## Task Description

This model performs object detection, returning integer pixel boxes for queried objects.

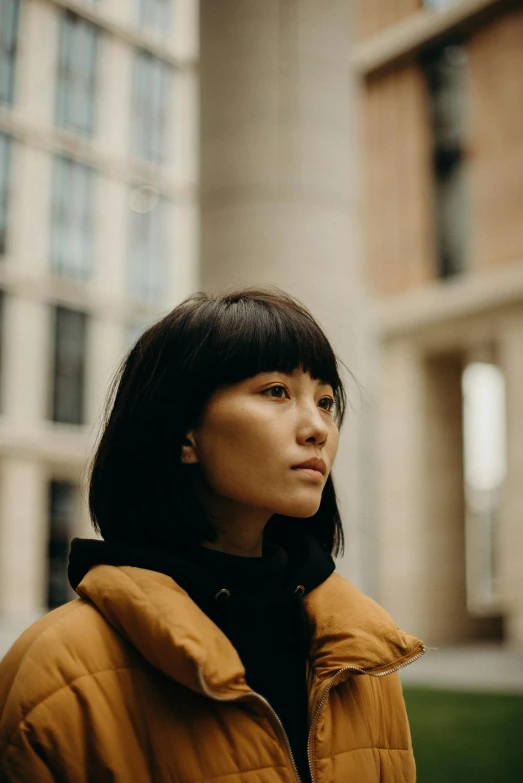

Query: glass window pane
[136,0,172,38]
[424,0,461,9]
[131,51,171,163]
[424,44,468,278]
[0,132,11,255]
[0,0,20,105]
[48,481,77,609]
[56,12,98,135]
[127,184,170,304]
[51,156,94,280]
[51,307,87,424]
[436,164,468,277]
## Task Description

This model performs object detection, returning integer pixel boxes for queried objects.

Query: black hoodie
[68,524,335,783]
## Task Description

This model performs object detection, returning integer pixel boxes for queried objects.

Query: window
[424,0,461,9]
[51,306,88,424]
[462,362,506,613]
[136,0,172,37]
[423,44,468,278]
[127,184,169,304]
[0,291,4,413]
[131,51,171,163]
[47,481,77,609]
[0,133,11,255]
[51,156,94,280]
[56,12,98,135]
[0,0,20,105]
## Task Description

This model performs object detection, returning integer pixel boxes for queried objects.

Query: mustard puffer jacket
[0,565,425,782]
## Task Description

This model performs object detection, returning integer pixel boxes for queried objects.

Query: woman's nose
[298,402,329,444]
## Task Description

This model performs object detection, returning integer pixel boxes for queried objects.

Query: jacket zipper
[198,668,303,782]
[305,644,427,783]
[199,643,426,783]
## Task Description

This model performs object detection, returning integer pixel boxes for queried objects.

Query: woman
[0,288,425,783]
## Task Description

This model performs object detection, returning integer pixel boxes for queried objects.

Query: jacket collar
[304,572,425,678]
[76,565,424,698]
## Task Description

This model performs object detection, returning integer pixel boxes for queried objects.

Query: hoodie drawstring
[214,588,237,648]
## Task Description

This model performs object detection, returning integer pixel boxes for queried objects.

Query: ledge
[0,260,171,323]
[351,0,514,76]
[0,107,197,200]
[0,417,92,467]
[373,260,523,339]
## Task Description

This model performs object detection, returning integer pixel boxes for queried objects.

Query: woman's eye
[262,385,288,399]
[318,397,335,412]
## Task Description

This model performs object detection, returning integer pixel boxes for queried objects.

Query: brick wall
[467,8,523,270]
[364,65,435,296]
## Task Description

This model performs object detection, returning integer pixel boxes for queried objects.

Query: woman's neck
[202,527,265,557]
[193,475,272,557]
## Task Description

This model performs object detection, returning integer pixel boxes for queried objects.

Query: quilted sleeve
[0,728,57,783]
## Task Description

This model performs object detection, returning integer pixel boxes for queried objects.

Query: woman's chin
[274,498,322,519]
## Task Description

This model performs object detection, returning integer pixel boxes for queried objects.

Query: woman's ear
[181,432,198,464]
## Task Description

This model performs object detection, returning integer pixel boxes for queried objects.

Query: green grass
[403,687,523,783]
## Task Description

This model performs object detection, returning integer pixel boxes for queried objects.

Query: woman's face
[184,368,339,522]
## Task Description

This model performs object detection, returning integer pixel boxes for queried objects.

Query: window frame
[50,306,88,425]
[50,155,95,281]
[0,0,20,106]
[422,42,469,279]
[56,11,99,136]
[127,185,170,305]
[47,480,78,609]
[131,49,172,164]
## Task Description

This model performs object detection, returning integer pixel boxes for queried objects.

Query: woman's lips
[291,467,324,481]
[292,457,327,474]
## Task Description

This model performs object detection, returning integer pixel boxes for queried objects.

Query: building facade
[355,0,523,647]
[1,0,522,657]
[0,0,199,622]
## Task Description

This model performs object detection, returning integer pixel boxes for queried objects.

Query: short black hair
[87,287,351,556]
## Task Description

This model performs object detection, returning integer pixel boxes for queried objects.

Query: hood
[68,522,335,608]
[70,537,424,699]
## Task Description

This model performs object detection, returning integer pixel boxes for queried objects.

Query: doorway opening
[462,359,506,641]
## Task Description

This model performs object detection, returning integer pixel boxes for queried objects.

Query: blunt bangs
[179,291,346,426]
[87,287,348,556]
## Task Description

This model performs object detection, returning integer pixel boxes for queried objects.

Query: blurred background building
[0,0,198,620]
[355,0,523,650]
[0,0,522,662]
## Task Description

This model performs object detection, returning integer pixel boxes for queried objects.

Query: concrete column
[97,38,133,158]
[2,297,50,425]
[497,310,523,648]
[9,145,51,274]
[0,458,47,617]
[377,338,428,636]
[16,0,57,128]
[199,1,373,588]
